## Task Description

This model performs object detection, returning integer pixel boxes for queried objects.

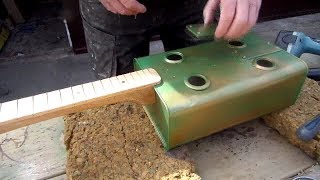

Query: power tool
[275,31,320,142]
[275,30,320,81]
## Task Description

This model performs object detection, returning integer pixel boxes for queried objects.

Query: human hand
[99,0,147,15]
[203,0,261,39]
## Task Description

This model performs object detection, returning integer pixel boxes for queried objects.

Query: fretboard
[0,68,161,133]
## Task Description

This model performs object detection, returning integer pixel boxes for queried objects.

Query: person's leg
[160,0,208,51]
[79,0,154,78]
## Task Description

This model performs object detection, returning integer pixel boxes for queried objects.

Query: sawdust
[64,103,197,179]
[262,78,320,160]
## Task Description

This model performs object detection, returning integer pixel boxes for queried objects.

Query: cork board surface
[263,78,320,160]
[64,103,197,179]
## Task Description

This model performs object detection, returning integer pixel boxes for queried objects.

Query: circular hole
[228,41,246,48]
[184,74,210,91]
[256,59,274,68]
[165,52,184,63]
[188,76,206,87]
[167,54,182,61]
[254,58,276,70]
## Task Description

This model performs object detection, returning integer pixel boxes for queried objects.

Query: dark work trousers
[79,0,207,79]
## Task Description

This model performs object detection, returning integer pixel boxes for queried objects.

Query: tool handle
[307,68,320,81]
[304,37,320,56]
[296,114,320,141]
[311,37,320,43]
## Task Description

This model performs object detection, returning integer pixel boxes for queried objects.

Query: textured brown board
[64,103,197,179]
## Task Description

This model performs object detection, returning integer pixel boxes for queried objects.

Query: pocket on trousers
[82,18,115,43]
[82,18,117,77]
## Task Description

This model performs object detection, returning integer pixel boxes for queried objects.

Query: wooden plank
[0,100,18,122]
[17,97,33,118]
[0,69,161,134]
[0,117,66,179]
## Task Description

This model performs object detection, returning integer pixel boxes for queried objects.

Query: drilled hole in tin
[254,58,276,70]
[188,76,206,86]
[185,74,210,91]
[167,54,182,61]
[228,40,246,48]
[165,52,184,63]
[256,59,274,68]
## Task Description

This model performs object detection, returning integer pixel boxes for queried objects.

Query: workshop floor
[0,3,68,59]
[0,13,320,179]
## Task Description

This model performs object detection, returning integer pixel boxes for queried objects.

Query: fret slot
[117,75,129,91]
[60,87,74,106]
[131,71,142,81]
[92,80,105,96]
[83,82,97,99]
[124,73,138,89]
[101,78,115,94]
[72,85,86,102]
[137,70,148,83]
[109,77,122,91]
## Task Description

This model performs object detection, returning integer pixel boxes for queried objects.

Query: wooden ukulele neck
[0,68,161,134]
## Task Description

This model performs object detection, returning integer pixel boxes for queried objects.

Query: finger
[203,0,220,25]
[105,2,118,14]
[104,0,136,15]
[253,0,262,22]
[120,0,147,14]
[257,0,262,13]
[247,1,258,31]
[100,0,112,12]
[214,0,236,38]
[237,0,257,37]
[224,0,249,39]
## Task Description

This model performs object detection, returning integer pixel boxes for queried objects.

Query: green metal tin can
[134,25,308,150]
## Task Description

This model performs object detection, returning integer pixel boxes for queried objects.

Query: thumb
[203,0,220,25]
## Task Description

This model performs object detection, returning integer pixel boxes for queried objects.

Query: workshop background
[0,0,320,179]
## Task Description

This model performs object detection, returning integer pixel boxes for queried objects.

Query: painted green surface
[134,25,308,150]
[185,24,216,40]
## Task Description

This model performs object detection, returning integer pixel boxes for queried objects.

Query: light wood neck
[0,68,161,134]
